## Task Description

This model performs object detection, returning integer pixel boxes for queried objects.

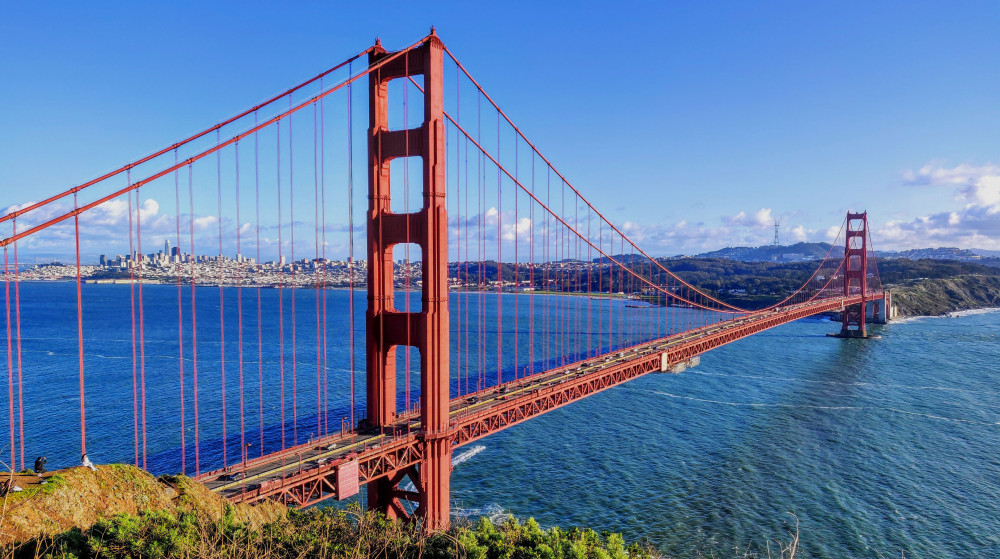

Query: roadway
[202,293,881,504]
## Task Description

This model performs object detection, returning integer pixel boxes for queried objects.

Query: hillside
[0,464,285,545]
[695,242,834,262]
[888,275,1000,317]
[1,466,660,559]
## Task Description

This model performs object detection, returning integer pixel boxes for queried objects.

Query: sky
[2,1,999,259]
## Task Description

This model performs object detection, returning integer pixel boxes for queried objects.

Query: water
[450,309,1000,557]
[2,283,999,556]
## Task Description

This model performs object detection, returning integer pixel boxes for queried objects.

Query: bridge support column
[837,212,869,338]
[868,290,892,324]
[366,30,451,532]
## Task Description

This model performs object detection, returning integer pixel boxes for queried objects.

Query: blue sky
[2,1,999,257]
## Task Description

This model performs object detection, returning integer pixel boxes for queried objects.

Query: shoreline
[12,276,1000,321]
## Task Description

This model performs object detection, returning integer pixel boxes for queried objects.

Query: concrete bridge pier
[867,291,893,324]
[831,290,894,338]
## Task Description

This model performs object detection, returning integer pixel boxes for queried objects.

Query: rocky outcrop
[889,275,1000,317]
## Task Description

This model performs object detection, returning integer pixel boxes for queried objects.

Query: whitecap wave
[452,502,509,524]
[946,307,1000,318]
[452,444,486,467]
[890,315,928,324]
[893,307,1000,323]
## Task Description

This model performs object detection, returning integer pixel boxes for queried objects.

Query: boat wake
[453,445,486,467]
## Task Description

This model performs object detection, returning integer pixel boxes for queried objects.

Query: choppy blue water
[451,309,1000,557]
[2,283,999,557]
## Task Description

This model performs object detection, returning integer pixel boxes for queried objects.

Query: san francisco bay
[3,283,999,557]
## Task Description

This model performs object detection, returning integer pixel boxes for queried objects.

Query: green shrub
[5,503,655,559]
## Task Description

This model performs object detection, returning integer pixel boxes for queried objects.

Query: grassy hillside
[0,465,284,546]
[0,466,662,559]
[888,275,1000,317]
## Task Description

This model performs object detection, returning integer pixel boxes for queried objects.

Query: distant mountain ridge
[876,247,983,262]
[691,243,1000,265]
[694,242,836,262]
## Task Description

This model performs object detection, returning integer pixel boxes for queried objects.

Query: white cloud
[724,208,774,227]
[787,225,808,242]
[882,162,1000,249]
[903,163,1000,205]
[138,198,159,220]
[192,215,217,231]
[501,217,532,242]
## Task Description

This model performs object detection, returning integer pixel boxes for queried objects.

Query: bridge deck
[200,294,879,506]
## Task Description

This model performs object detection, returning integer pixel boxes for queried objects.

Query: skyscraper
[164,239,171,255]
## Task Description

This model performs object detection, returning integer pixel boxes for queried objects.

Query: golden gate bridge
[0,30,888,531]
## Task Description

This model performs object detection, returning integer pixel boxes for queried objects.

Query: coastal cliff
[889,275,1000,317]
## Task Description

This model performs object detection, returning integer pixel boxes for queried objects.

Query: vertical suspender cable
[216,130,228,468]
[463,125,471,394]
[574,194,580,358]
[175,150,186,474]
[136,184,148,469]
[477,91,484,391]
[597,219,602,354]
[313,101,322,439]
[347,63,356,430]
[127,177,137,466]
[513,136,518,380]
[188,164,201,475]
[560,181,566,363]
[586,208,591,356]
[13,221,24,472]
[529,152,535,373]
[5,246,15,471]
[235,140,246,472]
[545,167,550,368]
[74,193,86,459]
[319,81,329,437]
[478,91,484,391]
[496,112,501,386]
[455,90,462,397]
[289,98,298,447]
[404,57,411,414]
[277,121,286,450]
[254,113,264,456]
[456,68,465,396]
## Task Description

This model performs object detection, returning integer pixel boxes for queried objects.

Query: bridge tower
[839,211,868,337]
[365,31,452,531]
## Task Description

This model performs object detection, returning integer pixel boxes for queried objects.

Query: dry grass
[0,464,284,546]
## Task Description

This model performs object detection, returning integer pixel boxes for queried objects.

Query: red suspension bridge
[0,31,888,531]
